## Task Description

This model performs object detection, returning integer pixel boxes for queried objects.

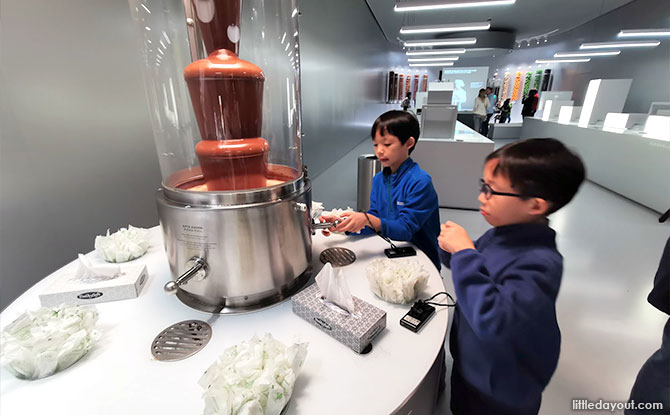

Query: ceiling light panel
[409,62,455,66]
[395,0,515,12]
[404,37,477,47]
[554,51,621,57]
[408,57,459,62]
[535,58,591,63]
[400,22,490,34]
[406,49,466,55]
[580,40,660,49]
[618,29,670,37]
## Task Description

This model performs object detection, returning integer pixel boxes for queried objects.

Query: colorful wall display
[398,74,405,101]
[541,69,552,91]
[501,72,511,100]
[421,74,428,92]
[392,73,399,102]
[522,71,533,99]
[387,71,395,103]
[512,72,521,101]
[412,74,419,101]
[533,69,542,90]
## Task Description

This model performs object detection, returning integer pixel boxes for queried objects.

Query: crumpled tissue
[315,262,356,314]
[311,201,324,220]
[366,258,429,304]
[95,225,150,263]
[0,304,101,380]
[328,206,354,217]
[199,334,308,415]
[72,254,121,283]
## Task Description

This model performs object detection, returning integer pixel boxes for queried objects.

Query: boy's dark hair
[485,138,586,215]
[371,110,420,154]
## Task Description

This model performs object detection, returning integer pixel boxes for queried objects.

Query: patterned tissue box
[292,283,386,354]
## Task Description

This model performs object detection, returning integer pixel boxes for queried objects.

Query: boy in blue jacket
[438,138,585,414]
[325,110,441,269]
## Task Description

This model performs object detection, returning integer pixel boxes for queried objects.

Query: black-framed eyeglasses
[479,179,525,200]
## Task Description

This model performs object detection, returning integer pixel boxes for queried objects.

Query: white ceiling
[367,0,635,45]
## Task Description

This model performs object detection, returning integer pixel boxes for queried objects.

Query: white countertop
[0,228,448,415]
[421,121,494,143]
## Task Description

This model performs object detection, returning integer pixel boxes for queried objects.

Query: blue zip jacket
[360,158,441,270]
[440,223,562,414]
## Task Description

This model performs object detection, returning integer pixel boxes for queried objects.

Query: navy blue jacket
[441,223,562,414]
[360,158,441,270]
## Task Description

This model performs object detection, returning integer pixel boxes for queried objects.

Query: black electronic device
[384,246,417,258]
[375,230,417,259]
[400,301,435,332]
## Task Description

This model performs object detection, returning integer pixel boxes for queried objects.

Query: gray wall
[0,0,403,310]
[457,0,670,113]
[299,0,406,178]
[0,0,162,310]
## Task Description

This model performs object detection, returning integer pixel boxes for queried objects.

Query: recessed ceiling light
[395,0,515,12]
[406,49,466,55]
[409,62,455,66]
[404,37,477,47]
[535,58,591,63]
[580,40,660,49]
[554,51,621,57]
[408,57,460,62]
[400,22,490,34]
[618,29,670,37]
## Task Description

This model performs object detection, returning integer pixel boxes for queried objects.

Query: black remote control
[400,301,435,332]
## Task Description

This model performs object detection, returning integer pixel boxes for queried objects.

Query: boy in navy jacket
[325,110,441,269]
[438,138,585,414]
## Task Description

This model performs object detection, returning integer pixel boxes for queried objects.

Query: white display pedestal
[414,121,495,209]
[578,79,632,128]
[521,117,670,213]
[0,229,449,415]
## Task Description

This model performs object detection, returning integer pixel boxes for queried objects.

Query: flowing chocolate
[185,0,271,191]
[184,49,264,141]
[192,0,241,55]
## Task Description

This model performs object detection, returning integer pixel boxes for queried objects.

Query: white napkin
[365,258,429,304]
[315,263,356,314]
[72,254,121,283]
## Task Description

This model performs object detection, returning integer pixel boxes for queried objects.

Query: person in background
[482,87,496,136]
[453,79,467,110]
[438,138,585,414]
[472,88,490,135]
[625,236,670,415]
[521,89,539,119]
[321,110,441,270]
[499,98,512,123]
[401,91,412,112]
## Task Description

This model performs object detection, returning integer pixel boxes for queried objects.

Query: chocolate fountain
[129,0,313,313]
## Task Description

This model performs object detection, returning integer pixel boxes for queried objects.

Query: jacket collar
[488,222,556,248]
[383,157,414,180]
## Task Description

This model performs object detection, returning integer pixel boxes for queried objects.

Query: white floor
[311,137,670,415]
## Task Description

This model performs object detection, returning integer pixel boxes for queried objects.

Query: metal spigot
[164,257,208,294]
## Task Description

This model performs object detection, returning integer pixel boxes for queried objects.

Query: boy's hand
[318,214,341,236]
[335,212,367,233]
[438,221,475,253]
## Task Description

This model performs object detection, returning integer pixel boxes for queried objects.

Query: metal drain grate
[320,247,356,267]
[151,320,212,361]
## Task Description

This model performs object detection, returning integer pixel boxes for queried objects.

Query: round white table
[0,228,448,415]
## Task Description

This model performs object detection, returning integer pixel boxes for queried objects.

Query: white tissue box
[292,283,386,354]
[39,264,148,307]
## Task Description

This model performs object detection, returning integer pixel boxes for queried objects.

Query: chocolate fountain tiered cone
[184,0,269,191]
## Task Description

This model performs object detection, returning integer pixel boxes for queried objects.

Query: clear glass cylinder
[129,0,302,192]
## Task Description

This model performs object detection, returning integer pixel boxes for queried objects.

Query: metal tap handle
[311,219,341,230]
[164,257,208,294]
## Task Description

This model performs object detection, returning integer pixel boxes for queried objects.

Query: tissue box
[39,264,148,307]
[292,283,386,354]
